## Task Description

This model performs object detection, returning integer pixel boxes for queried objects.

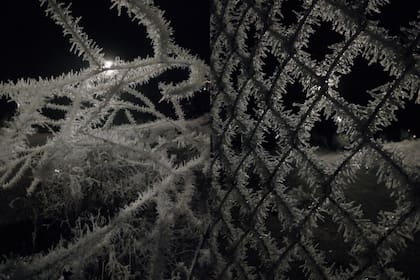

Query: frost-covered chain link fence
[195,0,420,279]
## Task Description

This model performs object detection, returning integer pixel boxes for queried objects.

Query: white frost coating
[0,0,209,279]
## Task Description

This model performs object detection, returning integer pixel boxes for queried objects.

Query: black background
[0,0,418,142]
[0,0,210,123]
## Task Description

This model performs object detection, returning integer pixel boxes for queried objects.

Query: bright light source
[336,116,342,123]
[103,60,117,77]
[104,60,113,68]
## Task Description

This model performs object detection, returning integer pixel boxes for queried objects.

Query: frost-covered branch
[0,0,209,279]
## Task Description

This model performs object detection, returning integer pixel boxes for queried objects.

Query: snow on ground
[314,140,420,176]
[384,139,420,172]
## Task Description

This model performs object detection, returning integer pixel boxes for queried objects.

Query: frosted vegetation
[0,0,209,279]
[0,0,419,279]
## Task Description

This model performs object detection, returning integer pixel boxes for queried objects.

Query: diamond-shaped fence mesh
[191,0,420,279]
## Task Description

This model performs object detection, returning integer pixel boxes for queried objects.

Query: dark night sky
[0,0,209,123]
[0,0,418,142]
[0,0,209,81]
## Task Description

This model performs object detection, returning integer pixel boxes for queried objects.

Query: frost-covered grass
[1,141,419,277]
